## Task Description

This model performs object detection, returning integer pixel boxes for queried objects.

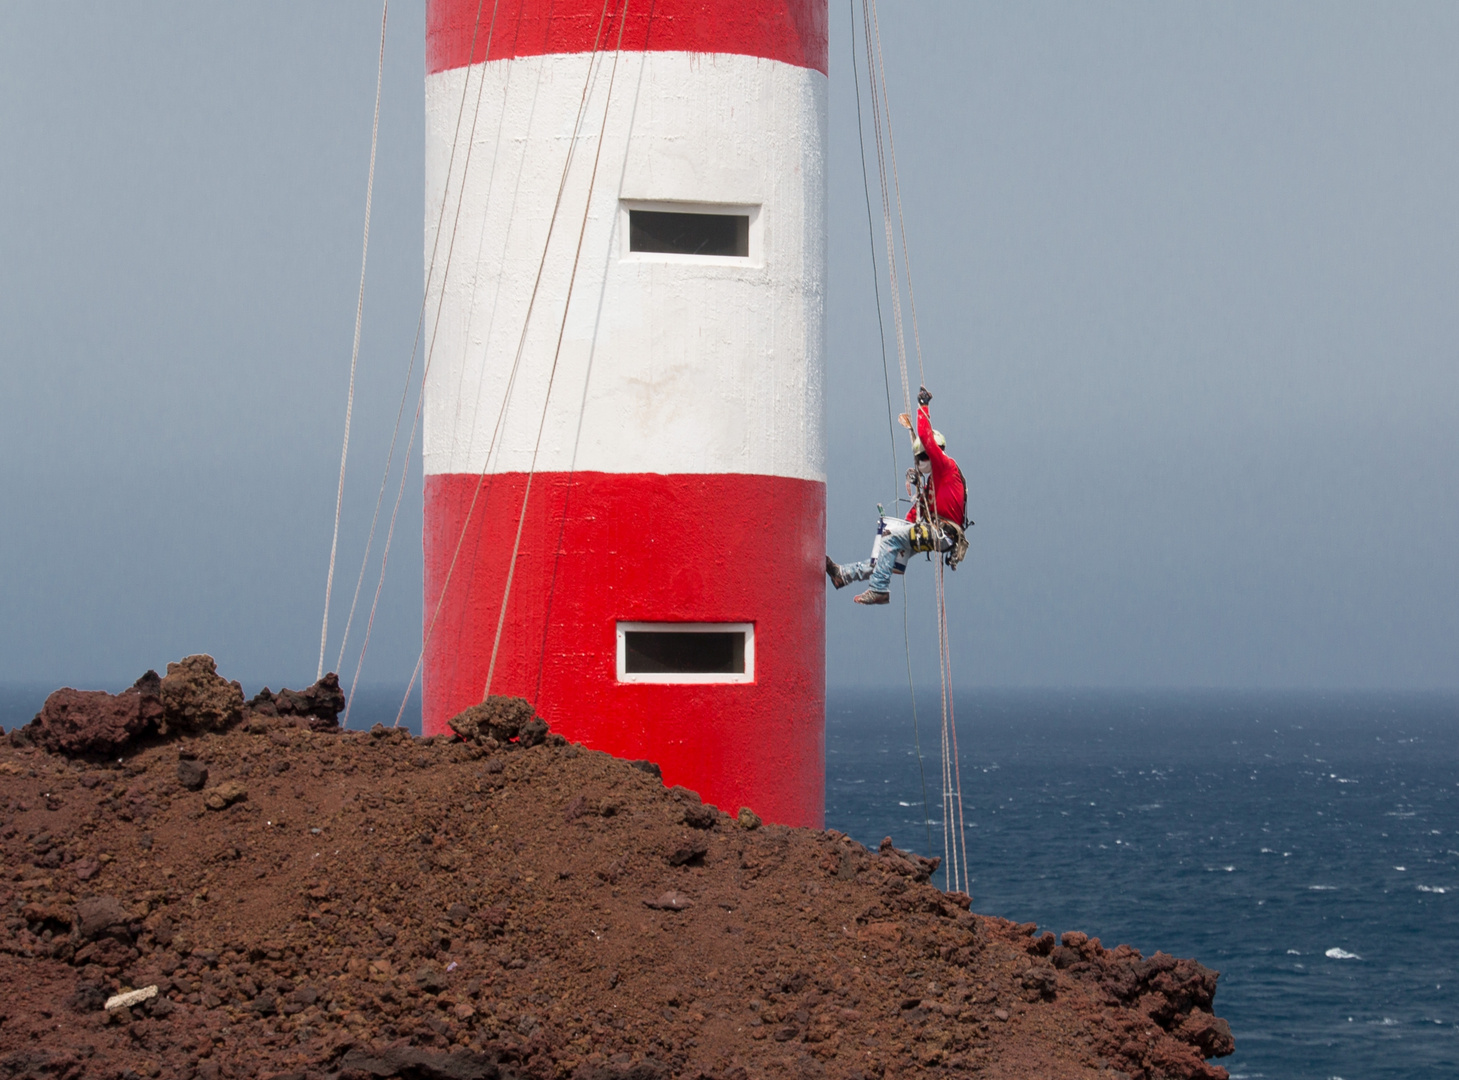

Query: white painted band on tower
[423,51,826,482]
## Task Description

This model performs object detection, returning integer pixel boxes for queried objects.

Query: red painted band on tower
[426,0,829,76]
[424,470,826,828]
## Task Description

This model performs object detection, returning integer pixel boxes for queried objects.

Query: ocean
[4,683,1455,1079]
[824,689,1459,1080]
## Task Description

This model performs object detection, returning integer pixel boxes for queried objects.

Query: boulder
[202,780,248,811]
[177,757,209,791]
[1178,1008,1236,1057]
[448,696,542,746]
[74,896,130,940]
[158,655,244,736]
[28,672,164,757]
[246,673,346,730]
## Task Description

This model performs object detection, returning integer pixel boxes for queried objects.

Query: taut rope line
[852,0,933,856]
[390,0,627,726]
[319,0,389,681]
[860,0,910,415]
[337,0,498,725]
[860,0,971,894]
[484,0,633,701]
[937,559,971,885]
[850,0,901,505]
[869,0,927,385]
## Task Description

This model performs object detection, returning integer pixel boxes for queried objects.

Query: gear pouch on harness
[906,520,942,555]
[941,521,969,569]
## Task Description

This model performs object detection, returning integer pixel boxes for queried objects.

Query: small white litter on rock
[105,985,158,1010]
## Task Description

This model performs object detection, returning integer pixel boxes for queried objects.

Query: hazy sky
[2,2,1455,693]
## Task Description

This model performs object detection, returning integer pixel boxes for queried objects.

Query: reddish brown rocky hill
[0,668,1231,1080]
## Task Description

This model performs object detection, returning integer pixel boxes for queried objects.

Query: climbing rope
[936,559,971,886]
[483,0,633,700]
[859,0,970,895]
[390,0,630,725]
[850,1,901,507]
[869,0,928,385]
[318,0,389,682]
[336,0,499,726]
[433,27,527,706]
[851,0,933,858]
[860,0,911,414]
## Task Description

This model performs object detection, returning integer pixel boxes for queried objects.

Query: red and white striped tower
[421,1,827,827]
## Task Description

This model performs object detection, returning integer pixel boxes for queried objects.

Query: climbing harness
[903,463,969,569]
[904,519,967,566]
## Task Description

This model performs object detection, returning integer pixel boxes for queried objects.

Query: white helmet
[912,430,946,456]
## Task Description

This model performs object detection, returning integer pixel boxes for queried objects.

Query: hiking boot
[853,588,890,605]
[826,556,848,590]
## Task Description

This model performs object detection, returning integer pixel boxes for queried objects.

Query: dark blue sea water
[825,689,1459,1080]
[4,683,1455,1079]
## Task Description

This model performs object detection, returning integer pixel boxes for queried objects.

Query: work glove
[917,386,933,406]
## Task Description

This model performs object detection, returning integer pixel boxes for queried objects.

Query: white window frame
[615,621,755,684]
[619,200,763,267]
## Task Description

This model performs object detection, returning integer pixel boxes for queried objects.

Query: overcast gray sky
[2,2,1455,694]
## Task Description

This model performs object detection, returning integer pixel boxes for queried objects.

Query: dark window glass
[629,210,749,257]
[623,630,746,674]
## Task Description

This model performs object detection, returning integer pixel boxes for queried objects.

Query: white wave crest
[1325,947,1362,960]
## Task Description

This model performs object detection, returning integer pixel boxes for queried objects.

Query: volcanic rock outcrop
[0,662,1233,1080]
[246,674,347,732]
[447,696,548,749]
[25,673,166,757]
[17,658,344,758]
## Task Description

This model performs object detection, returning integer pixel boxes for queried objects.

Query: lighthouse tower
[421,0,827,827]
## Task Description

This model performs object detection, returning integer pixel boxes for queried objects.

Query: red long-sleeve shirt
[905,404,966,526]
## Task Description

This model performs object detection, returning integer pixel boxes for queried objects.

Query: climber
[826,386,968,605]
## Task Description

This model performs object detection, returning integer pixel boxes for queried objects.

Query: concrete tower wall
[422,0,828,827]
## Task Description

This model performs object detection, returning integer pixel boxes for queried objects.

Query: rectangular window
[616,622,755,684]
[628,209,750,258]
